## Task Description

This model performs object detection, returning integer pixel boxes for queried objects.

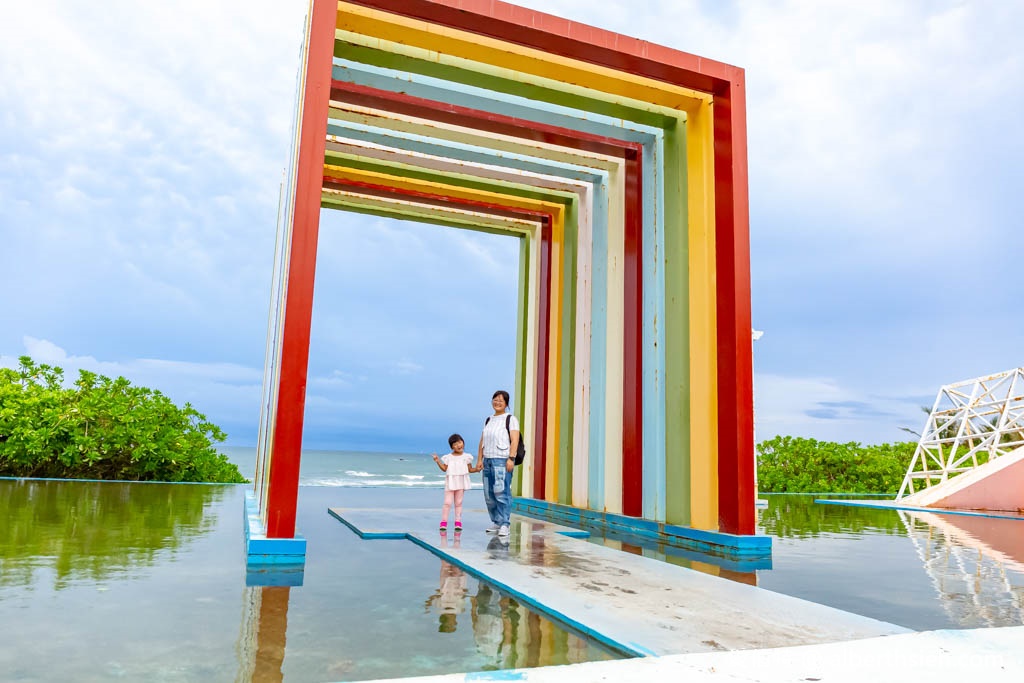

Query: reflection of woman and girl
[422,556,508,661]
[426,558,467,633]
[424,561,595,668]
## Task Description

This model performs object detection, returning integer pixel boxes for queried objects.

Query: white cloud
[2,338,263,439]
[755,372,927,444]
[512,0,1024,244]
[310,369,362,389]
[390,359,424,376]
[20,338,69,364]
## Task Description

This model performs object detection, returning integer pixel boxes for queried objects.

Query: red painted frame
[330,78,646,516]
[264,0,338,539]
[346,0,754,534]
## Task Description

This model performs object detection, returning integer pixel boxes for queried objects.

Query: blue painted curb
[594,527,773,572]
[244,491,306,566]
[512,498,772,559]
[326,508,408,539]
[816,498,1024,521]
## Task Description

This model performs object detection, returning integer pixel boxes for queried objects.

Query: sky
[2,0,1023,452]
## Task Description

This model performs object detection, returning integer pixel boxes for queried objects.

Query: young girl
[432,433,479,532]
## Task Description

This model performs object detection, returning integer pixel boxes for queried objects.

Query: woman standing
[475,390,519,538]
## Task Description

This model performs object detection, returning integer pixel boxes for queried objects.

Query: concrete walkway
[328,504,908,658]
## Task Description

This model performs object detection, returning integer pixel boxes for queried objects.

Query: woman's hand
[505,458,514,473]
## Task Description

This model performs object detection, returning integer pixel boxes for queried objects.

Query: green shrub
[0,356,246,483]
[756,435,914,494]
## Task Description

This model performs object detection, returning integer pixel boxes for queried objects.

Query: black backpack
[485,414,526,466]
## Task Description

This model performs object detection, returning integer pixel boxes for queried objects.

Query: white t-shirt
[481,413,520,459]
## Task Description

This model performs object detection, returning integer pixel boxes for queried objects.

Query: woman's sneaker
[484,524,500,534]
[498,525,510,537]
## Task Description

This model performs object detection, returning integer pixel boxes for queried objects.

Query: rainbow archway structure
[244,0,768,566]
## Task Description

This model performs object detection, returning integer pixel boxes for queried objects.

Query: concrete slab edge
[816,498,1024,521]
[243,491,306,565]
[326,507,409,538]
[513,498,772,558]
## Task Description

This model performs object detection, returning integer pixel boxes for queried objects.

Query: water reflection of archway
[899,510,1024,627]
[235,587,291,683]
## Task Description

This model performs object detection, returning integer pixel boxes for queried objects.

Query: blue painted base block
[246,565,305,587]
[512,498,772,559]
[244,491,306,567]
[596,526,773,572]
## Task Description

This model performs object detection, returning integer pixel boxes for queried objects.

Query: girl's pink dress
[442,453,473,491]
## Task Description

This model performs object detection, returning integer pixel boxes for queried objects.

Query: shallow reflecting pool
[587,494,1024,631]
[758,494,1024,630]
[0,481,618,682]
[3,480,1023,682]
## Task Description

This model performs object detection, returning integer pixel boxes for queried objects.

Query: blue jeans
[482,458,512,526]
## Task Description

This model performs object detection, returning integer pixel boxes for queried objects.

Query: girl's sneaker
[439,520,448,531]
[454,521,463,532]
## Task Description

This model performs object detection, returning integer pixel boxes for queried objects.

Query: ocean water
[221,446,476,489]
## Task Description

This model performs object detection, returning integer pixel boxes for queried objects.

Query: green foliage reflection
[758,495,906,538]
[0,480,231,589]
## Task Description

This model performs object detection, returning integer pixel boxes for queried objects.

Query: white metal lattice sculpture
[897,368,1024,500]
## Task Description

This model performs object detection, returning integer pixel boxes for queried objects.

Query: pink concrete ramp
[903,446,1024,513]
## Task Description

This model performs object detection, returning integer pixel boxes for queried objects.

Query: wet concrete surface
[328,505,909,658]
